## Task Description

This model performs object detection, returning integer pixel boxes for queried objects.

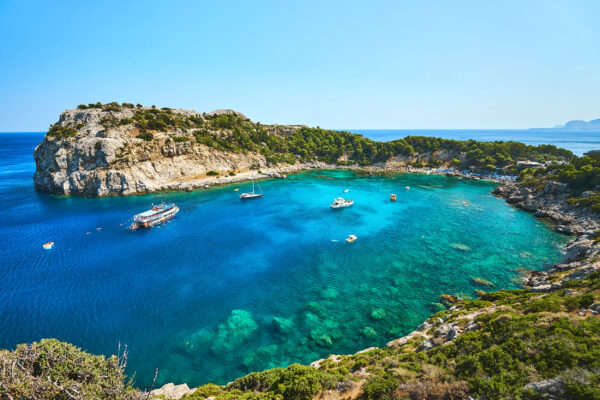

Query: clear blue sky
[1,0,599,130]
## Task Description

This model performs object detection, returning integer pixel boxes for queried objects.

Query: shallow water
[0,133,570,388]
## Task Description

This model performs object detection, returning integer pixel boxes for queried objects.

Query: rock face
[493,181,600,291]
[33,107,304,197]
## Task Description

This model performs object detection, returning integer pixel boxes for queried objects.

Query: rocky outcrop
[150,383,195,399]
[493,182,600,291]
[33,107,309,197]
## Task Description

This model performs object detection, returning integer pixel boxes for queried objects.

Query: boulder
[150,383,196,400]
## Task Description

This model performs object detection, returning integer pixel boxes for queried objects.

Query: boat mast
[252,171,255,194]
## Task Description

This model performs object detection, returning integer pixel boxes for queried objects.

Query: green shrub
[136,132,153,141]
[47,123,77,138]
[206,170,220,176]
[172,136,189,143]
[362,376,399,400]
[0,339,138,399]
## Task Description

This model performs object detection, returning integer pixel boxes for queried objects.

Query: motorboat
[330,197,353,209]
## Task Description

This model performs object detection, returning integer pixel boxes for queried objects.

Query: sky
[0,0,599,130]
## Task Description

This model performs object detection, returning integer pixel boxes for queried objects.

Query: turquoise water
[0,133,570,388]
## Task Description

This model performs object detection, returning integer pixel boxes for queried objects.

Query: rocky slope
[33,106,307,196]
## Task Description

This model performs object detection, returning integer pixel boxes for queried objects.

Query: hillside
[33,102,573,197]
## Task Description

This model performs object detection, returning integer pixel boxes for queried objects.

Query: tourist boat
[390,194,396,201]
[131,203,179,229]
[240,172,263,199]
[42,241,54,250]
[345,235,357,243]
[330,197,354,209]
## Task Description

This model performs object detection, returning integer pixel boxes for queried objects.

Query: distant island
[537,117,600,131]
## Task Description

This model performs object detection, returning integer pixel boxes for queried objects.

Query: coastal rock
[150,383,196,400]
[33,107,307,197]
[524,377,565,398]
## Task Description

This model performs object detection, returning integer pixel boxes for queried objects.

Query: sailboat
[240,172,263,199]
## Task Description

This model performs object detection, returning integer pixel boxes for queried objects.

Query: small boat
[240,172,263,199]
[330,197,354,209]
[345,235,357,243]
[390,194,396,201]
[405,186,410,190]
[131,202,179,229]
[234,188,239,191]
[343,189,350,193]
[42,241,54,250]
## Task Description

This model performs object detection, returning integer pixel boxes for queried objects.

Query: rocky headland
[34,103,571,198]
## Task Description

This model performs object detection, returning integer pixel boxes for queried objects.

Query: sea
[0,129,589,388]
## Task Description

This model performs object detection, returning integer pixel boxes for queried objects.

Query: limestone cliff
[33,106,303,196]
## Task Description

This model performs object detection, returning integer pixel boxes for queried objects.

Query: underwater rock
[450,243,471,251]
[474,289,487,297]
[305,301,328,318]
[272,316,294,335]
[211,309,258,353]
[428,302,446,312]
[439,294,459,306]
[370,308,386,320]
[362,326,377,339]
[242,345,279,369]
[471,277,494,287]
[321,287,339,300]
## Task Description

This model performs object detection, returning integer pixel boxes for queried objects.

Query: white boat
[131,203,179,229]
[343,189,349,193]
[345,235,357,243]
[240,172,263,199]
[330,197,354,209]
[42,241,54,250]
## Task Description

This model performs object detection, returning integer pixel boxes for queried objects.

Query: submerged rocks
[211,309,258,353]
[471,277,494,287]
[370,308,387,320]
[450,243,471,251]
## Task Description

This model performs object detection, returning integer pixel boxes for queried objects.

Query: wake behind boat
[131,202,179,229]
[240,172,263,199]
[330,197,353,209]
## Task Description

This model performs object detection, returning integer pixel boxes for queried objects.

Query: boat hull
[132,205,179,229]
[240,193,263,199]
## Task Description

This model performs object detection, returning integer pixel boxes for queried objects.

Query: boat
[343,189,349,193]
[131,202,179,229]
[330,197,354,209]
[42,241,54,250]
[345,235,357,243]
[240,172,263,199]
[405,186,410,190]
[390,193,396,201]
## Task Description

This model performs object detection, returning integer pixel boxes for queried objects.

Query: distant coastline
[343,128,600,156]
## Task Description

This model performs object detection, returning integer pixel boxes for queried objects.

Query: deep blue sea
[0,132,574,388]
[347,129,600,156]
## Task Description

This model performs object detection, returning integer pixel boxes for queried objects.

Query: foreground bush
[0,339,143,399]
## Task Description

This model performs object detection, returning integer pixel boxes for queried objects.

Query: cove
[0,139,570,388]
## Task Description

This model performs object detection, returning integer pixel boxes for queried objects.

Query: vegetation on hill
[519,152,600,213]
[52,102,574,170]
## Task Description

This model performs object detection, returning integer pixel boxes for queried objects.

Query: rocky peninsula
[33,102,572,197]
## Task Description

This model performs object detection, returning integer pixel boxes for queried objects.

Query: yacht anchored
[131,203,179,229]
[240,172,263,199]
[330,197,354,209]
